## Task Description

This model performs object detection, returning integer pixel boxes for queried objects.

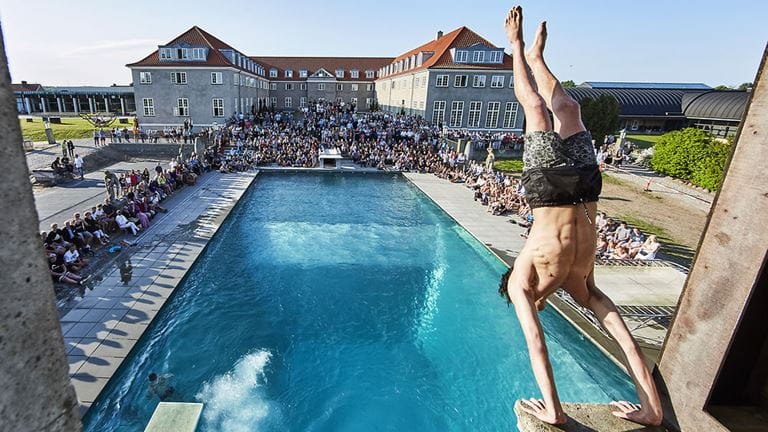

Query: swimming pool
[83,172,634,432]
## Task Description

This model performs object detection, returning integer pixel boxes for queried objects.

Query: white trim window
[503,102,519,128]
[286,83,294,90]
[468,101,482,128]
[300,97,307,108]
[365,70,375,79]
[432,100,446,125]
[455,50,468,62]
[177,48,189,59]
[453,75,467,87]
[170,72,187,85]
[449,101,464,127]
[300,83,307,91]
[489,51,503,63]
[350,70,359,78]
[351,84,359,91]
[141,98,155,116]
[212,98,224,117]
[270,83,277,91]
[510,76,515,88]
[159,48,172,59]
[485,101,501,128]
[285,69,293,78]
[472,51,485,63]
[351,97,357,105]
[284,97,292,108]
[174,98,189,117]
[299,69,308,78]
[335,69,344,78]
[336,83,343,91]
[491,75,504,88]
[366,83,373,91]
[318,83,325,91]
[192,48,206,60]
[472,75,486,88]
[233,73,239,86]
[366,98,372,107]
[269,69,277,78]
[139,71,152,84]
[211,72,222,85]
[270,97,277,107]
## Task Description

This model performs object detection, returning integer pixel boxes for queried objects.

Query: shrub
[494,159,524,172]
[650,128,731,191]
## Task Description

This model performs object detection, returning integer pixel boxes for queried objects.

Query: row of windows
[141,97,226,117]
[139,71,375,91]
[269,68,376,79]
[269,82,375,91]
[435,74,510,88]
[432,100,519,129]
[382,76,429,90]
[454,50,504,64]
[159,47,206,61]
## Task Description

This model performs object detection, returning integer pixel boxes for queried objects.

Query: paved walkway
[26,138,100,171]
[60,171,258,414]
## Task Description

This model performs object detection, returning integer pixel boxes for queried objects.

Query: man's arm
[585,282,663,426]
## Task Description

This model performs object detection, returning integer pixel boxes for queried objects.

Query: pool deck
[59,170,258,415]
[403,173,686,363]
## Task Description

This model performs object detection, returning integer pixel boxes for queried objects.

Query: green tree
[714,85,732,90]
[578,94,620,147]
[737,82,753,90]
[561,80,576,87]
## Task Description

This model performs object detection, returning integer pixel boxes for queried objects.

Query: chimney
[21,80,27,85]
[437,30,443,40]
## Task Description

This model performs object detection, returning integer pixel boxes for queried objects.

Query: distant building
[681,90,748,138]
[578,81,712,91]
[376,27,523,132]
[12,81,135,116]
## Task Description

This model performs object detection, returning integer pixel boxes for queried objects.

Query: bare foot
[525,21,547,62]
[504,6,524,45]
[519,398,567,425]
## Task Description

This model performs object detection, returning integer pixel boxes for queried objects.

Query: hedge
[650,128,732,191]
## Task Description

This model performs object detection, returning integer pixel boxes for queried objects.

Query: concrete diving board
[145,402,204,432]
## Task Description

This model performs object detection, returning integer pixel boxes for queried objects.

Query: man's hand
[610,401,662,426]
[519,398,567,425]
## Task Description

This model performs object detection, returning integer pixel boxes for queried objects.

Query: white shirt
[74,156,83,168]
[63,250,79,263]
[115,214,129,226]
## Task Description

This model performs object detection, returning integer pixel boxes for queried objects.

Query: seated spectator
[116,210,141,236]
[49,254,84,285]
[63,244,88,272]
[83,211,109,245]
[635,235,661,260]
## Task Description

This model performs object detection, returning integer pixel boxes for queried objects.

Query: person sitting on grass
[498,7,662,426]
[635,235,661,260]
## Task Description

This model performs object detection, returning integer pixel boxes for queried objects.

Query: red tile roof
[12,82,43,92]
[382,26,513,78]
[250,56,393,81]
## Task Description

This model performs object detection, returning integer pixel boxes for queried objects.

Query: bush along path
[650,128,732,191]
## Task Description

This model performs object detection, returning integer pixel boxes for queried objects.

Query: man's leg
[525,22,586,139]
[505,6,551,133]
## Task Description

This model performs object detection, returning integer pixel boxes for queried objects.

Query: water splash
[196,350,273,432]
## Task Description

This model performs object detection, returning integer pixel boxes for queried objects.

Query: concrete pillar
[40,96,47,113]
[103,96,109,113]
[0,25,81,432]
[72,96,79,114]
[56,96,63,113]
[88,96,94,113]
[23,96,31,113]
[120,97,125,115]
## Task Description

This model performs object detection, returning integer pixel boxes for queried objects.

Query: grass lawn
[493,158,524,172]
[19,116,133,142]
[624,134,663,150]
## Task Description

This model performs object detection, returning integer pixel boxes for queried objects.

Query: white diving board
[144,402,203,432]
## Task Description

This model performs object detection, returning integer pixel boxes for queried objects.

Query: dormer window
[455,50,468,63]
[350,70,359,79]
[177,48,189,59]
[336,69,344,78]
[191,48,206,60]
[299,69,308,78]
[159,48,172,60]
[472,51,485,63]
[270,68,278,78]
[286,69,293,78]
[366,70,375,79]
[489,51,503,63]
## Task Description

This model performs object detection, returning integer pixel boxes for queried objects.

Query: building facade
[13,81,135,116]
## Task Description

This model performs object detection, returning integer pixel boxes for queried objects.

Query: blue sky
[0,0,764,87]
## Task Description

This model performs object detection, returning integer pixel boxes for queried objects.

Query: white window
[365,70,375,79]
[318,83,325,91]
[174,98,189,116]
[350,70,359,78]
[491,75,504,88]
[142,98,155,116]
[351,97,357,105]
[159,48,172,59]
[472,51,485,63]
[233,73,239,86]
[211,72,222,85]
[366,83,373,91]
[510,76,515,88]
[170,72,187,84]
[286,83,294,90]
[336,69,344,78]
[449,101,464,127]
[435,74,449,87]
[192,48,205,60]
[177,48,189,59]
[269,69,277,78]
[455,50,468,62]
[139,71,152,84]
[472,75,486,88]
[366,98,372,107]
[351,84,359,91]
[285,69,293,78]
[212,98,224,117]
[300,83,307,90]
[432,101,446,125]
[468,101,482,127]
[503,102,519,128]
[489,51,503,63]
[337,83,343,91]
[485,101,500,128]
[299,69,308,78]
[270,97,277,107]
[284,97,292,108]
[270,83,277,90]
[454,75,467,87]
[300,97,307,108]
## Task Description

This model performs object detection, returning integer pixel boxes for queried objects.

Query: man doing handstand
[499,6,663,426]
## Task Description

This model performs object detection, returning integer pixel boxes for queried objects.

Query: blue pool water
[84,173,635,432]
